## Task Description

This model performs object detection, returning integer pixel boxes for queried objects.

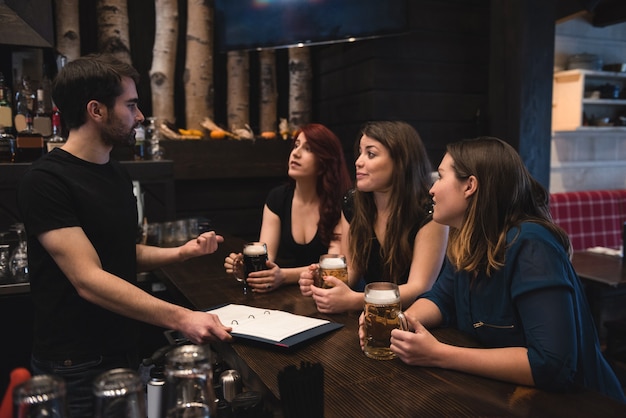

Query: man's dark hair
[52,54,140,130]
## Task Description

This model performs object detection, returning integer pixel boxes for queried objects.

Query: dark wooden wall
[313,0,490,167]
[2,0,556,240]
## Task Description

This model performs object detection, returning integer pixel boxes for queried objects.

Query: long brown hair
[446,137,571,276]
[349,121,433,282]
[292,124,352,247]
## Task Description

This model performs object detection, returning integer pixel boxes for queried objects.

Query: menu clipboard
[207,304,343,349]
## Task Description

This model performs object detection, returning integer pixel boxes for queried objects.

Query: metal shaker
[219,370,242,403]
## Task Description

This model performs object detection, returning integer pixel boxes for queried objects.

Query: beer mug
[163,344,215,418]
[233,242,269,294]
[14,374,69,418]
[317,254,348,288]
[93,368,146,418]
[363,282,408,360]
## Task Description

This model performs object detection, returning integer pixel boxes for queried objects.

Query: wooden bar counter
[156,238,626,417]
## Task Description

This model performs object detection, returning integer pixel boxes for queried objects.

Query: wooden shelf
[552,69,626,131]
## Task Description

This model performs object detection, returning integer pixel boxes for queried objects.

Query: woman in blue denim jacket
[360,137,625,402]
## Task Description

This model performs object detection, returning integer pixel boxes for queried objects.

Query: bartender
[17,53,232,418]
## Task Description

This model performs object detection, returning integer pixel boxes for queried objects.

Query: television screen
[215,0,408,52]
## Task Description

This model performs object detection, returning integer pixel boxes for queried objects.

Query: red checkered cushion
[549,190,626,252]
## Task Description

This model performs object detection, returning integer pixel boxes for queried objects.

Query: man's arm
[38,226,231,344]
[135,231,224,272]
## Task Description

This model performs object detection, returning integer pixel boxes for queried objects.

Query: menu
[207,304,343,349]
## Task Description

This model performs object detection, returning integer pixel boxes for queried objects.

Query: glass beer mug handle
[396,310,409,332]
[313,264,322,288]
[232,254,244,280]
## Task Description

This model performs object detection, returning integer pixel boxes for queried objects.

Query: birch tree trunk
[96,0,132,64]
[184,0,213,130]
[55,0,80,62]
[288,46,312,129]
[150,0,178,124]
[259,49,277,134]
[227,50,249,132]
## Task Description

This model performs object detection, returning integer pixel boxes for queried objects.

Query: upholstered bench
[550,190,626,351]
[549,189,626,252]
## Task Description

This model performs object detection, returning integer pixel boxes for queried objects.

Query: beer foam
[320,257,346,269]
[243,244,266,256]
[365,288,399,304]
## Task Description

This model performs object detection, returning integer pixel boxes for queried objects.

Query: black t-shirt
[18,148,140,361]
[265,184,328,267]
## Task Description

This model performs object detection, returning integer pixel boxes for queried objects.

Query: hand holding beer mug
[317,254,348,288]
[363,282,408,360]
[233,242,269,294]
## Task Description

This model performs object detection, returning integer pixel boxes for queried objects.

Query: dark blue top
[265,184,328,268]
[422,222,625,402]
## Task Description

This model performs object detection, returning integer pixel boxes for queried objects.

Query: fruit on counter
[210,130,227,139]
[201,117,238,139]
[178,128,204,137]
[159,123,203,140]
[260,131,276,139]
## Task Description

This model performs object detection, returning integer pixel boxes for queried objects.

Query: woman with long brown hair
[300,121,448,312]
[365,136,625,402]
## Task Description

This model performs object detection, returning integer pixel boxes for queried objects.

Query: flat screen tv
[215,0,409,52]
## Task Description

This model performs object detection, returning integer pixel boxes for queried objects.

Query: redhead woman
[224,123,352,292]
[299,121,449,312]
[360,137,625,402]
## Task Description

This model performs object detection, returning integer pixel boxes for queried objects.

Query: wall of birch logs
[47,0,491,238]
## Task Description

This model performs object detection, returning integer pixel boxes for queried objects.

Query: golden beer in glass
[318,254,348,288]
[364,282,407,360]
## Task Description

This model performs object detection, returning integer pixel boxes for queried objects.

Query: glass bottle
[13,374,69,418]
[14,76,36,132]
[46,107,66,152]
[163,344,216,418]
[33,87,52,138]
[146,117,164,161]
[93,368,146,418]
[15,113,45,163]
[0,71,13,130]
[0,243,10,282]
[9,223,28,282]
[134,123,145,160]
[0,127,16,163]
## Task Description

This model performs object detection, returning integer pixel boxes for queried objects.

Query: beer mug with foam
[233,242,269,294]
[317,254,348,288]
[363,282,408,360]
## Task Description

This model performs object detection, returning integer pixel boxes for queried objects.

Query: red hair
[293,124,352,247]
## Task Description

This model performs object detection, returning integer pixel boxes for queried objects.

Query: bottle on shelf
[14,76,35,133]
[33,88,52,138]
[134,123,146,160]
[146,116,164,160]
[46,107,66,152]
[15,113,44,163]
[0,127,16,163]
[0,72,13,131]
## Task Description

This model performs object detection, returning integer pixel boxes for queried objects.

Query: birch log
[150,0,178,124]
[227,50,249,132]
[96,0,132,64]
[259,49,277,134]
[55,0,80,62]
[184,0,213,130]
[288,46,312,129]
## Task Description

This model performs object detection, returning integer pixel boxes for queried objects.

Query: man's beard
[101,117,136,147]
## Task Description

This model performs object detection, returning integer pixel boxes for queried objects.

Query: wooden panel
[314,1,490,167]
[160,139,292,180]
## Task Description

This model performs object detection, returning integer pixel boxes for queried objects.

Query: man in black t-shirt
[18,54,233,418]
